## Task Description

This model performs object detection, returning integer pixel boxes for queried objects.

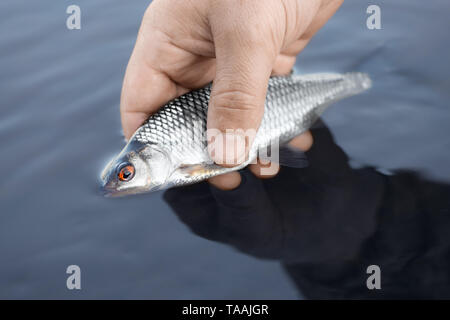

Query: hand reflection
[163,120,450,299]
[163,120,383,263]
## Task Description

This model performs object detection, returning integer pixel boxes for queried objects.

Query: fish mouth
[100,184,131,198]
[99,164,117,197]
[99,179,118,197]
[99,179,154,197]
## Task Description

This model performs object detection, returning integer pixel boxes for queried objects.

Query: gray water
[0,0,449,299]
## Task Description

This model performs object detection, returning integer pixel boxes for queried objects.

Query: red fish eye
[117,163,135,182]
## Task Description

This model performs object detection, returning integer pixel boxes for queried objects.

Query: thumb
[207,25,277,167]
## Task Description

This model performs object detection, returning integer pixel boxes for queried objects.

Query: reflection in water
[1,0,450,298]
[164,121,450,299]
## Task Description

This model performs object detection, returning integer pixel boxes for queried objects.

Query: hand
[120,0,343,189]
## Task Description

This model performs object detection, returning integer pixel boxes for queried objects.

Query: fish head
[100,140,172,197]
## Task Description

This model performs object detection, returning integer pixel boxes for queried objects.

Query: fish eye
[117,162,135,182]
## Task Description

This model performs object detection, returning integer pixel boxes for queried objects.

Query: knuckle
[211,89,260,112]
[211,1,276,44]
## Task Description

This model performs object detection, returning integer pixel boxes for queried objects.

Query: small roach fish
[101,73,371,196]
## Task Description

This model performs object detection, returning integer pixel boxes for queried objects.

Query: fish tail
[293,72,372,102]
[289,72,372,117]
[342,72,372,95]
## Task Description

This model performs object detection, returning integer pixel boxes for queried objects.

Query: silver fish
[101,72,371,196]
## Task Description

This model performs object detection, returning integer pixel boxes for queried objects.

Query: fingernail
[208,131,247,166]
[225,132,246,165]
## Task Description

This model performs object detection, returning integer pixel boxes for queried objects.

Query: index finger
[120,49,181,140]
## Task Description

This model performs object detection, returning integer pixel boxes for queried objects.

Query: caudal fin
[341,72,372,96]
[293,72,371,102]
[291,72,372,117]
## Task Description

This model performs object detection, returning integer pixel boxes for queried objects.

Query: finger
[120,48,182,140]
[249,160,280,179]
[249,130,313,178]
[289,130,314,152]
[272,54,297,76]
[207,14,278,167]
[208,171,242,191]
[303,0,344,40]
[282,0,344,56]
[212,130,313,182]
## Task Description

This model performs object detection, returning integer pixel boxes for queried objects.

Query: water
[0,0,449,299]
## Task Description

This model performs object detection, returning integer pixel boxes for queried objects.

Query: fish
[101,72,371,196]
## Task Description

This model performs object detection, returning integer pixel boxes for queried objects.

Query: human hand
[120,0,343,189]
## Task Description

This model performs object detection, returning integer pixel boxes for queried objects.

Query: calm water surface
[0,0,449,298]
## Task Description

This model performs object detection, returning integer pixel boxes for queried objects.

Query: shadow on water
[164,120,450,299]
[0,0,449,298]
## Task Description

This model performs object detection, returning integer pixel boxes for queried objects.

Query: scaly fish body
[101,72,371,196]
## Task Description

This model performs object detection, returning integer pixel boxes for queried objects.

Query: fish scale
[133,72,371,187]
[102,72,371,195]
